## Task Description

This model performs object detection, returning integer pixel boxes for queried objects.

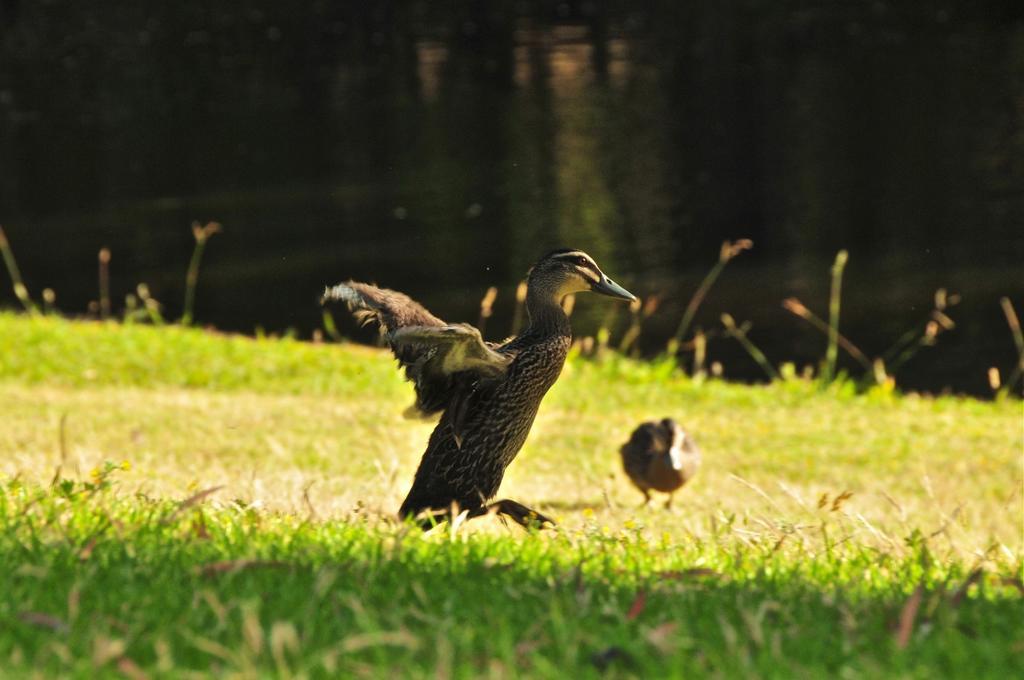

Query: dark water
[1,2,1022,395]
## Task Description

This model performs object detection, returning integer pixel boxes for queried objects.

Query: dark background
[1,1,1022,395]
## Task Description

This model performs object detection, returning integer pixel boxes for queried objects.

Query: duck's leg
[470,498,555,529]
[664,492,674,510]
[640,489,651,506]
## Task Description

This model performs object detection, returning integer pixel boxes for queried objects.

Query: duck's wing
[322,282,510,416]
[391,323,512,417]
[392,324,511,378]
[322,281,445,331]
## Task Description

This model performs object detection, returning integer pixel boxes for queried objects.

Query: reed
[122,293,140,324]
[181,221,221,326]
[137,283,165,325]
[617,297,643,353]
[822,250,848,385]
[42,288,57,315]
[883,289,957,377]
[98,248,112,320]
[477,286,498,337]
[998,297,1023,397]
[619,295,660,355]
[721,313,779,380]
[321,310,343,343]
[510,281,527,336]
[668,239,751,354]
[0,226,37,314]
[782,297,871,371]
[692,330,707,378]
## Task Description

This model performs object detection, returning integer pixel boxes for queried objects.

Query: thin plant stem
[510,281,527,336]
[98,248,111,320]
[881,326,922,363]
[618,297,643,353]
[477,286,497,338]
[721,313,779,380]
[137,284,164,325]
[669,239,752,352]
[823,250,848,384]
[999,297,1024,396]
[42,289,57,315]
[692,330,707,378]
[182,222,221,326]
[0,226,38,314]
[888,337,928,376]
[880,293,957,380]
[322,310,343,343]
[782,297,871,371]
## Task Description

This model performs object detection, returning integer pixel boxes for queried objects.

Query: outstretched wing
[391,324,510,378]
[322,281,445,332]
[322,282,510,416]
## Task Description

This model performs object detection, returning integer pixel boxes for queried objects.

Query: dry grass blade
[618,296,644,353]
[340,630,420,653]
[78,537,98,561]
[657,568,724,580]
[116,656,150,680]
[644,622,679,654]
[999,576,1024,595]
[18,611,69,634]
[161,485,224,524]
[730,474,786,513]
[510,280,528,336]
[477,286,498,337]
[895,584,925,649]
[199,559,290,577]
[950,568,985,607]
[831,490,854,512]
[626,590,646,621]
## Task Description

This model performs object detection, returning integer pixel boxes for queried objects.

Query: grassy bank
[0,312,1021,677]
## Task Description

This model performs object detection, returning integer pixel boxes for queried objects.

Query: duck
[322,249,636,528]
[620,418,700,508]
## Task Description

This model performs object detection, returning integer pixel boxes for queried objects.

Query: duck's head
[528,249,636,303]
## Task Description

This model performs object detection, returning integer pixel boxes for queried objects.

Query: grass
[1,312,1022,677]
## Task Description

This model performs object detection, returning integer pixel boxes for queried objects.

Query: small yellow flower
[624,519,637,530]
[583,508,594,518]
[89,467,101,479]
[121,461,132,471]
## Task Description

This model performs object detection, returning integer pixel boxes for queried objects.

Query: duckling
[620,418,700,508]
[323,249,636,529]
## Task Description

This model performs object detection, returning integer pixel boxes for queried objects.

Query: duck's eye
[575,256,589,267]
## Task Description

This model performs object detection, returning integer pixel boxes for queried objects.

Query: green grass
[1,312,1021,677]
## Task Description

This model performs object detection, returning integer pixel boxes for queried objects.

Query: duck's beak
[591,274,637,301]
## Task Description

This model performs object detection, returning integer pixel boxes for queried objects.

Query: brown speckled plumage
[323,249,635,528]
[620,418,701,508]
